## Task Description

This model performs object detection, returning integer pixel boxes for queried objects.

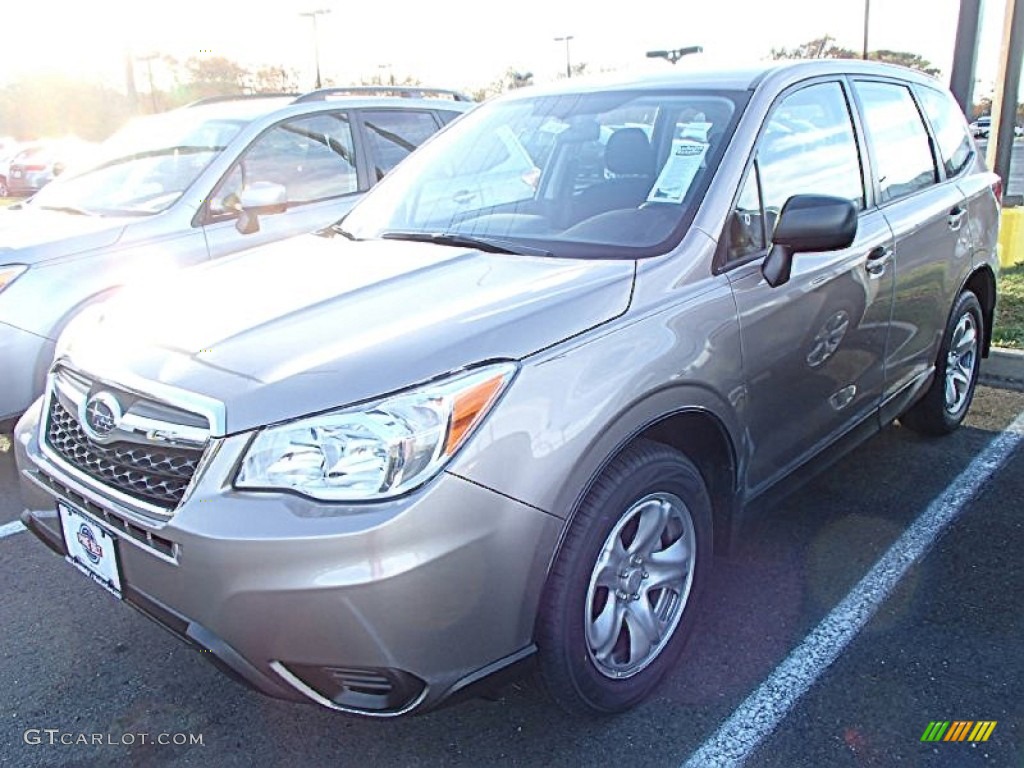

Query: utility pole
[300,9,331,89]
[136,52,160,113]
[123,47,139,114]
[554,36,574,78]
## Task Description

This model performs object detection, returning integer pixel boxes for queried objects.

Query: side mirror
[762,195,858,288]
[234,181,288,235]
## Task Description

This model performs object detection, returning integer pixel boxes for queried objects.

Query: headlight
[0,264,28,294]
[236,362,516,501]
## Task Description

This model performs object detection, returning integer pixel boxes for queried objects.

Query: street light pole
[554,35,574,78]
[645,46,703,65]
[300,9,331,89]
[862,0,870,60]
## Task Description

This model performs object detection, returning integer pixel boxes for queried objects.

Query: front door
[723,80,895,494]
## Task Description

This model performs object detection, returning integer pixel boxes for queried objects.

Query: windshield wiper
[380,231,552,257]
[36,204,93,216]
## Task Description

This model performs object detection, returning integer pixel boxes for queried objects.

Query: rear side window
[917,86,973,178]
[361,110,441,180]
[853,81,938,203]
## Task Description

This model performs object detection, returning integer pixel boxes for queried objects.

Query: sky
[0,0,1015,99]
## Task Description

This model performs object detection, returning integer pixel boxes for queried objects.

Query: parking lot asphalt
[1,386,1021,768]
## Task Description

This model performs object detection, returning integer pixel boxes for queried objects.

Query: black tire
[536,439,712,715]
[901,290,984,436]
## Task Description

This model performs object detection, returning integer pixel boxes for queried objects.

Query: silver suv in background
[15,61,999,717]
[0,87,472,427]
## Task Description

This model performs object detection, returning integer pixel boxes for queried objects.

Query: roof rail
[293,86,473,104]
[185,93,299,107]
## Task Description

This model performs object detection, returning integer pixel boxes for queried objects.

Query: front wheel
[536,439,712,714]
[901,290,984,435]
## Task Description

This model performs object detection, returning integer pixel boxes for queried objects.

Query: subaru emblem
[81,392,122,441]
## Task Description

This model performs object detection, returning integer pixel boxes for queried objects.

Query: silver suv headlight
[235,363,516,501]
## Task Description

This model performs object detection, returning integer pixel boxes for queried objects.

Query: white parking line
[0,520,26,540]
[682,409,1024,768]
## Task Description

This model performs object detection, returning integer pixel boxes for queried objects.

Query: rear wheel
[901,290,983,435]
[536,439,712,714]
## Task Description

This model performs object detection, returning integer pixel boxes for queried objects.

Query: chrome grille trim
[46,399,198,509]
[39,363,218,519]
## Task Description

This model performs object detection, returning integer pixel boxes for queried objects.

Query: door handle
[948,205,966,231]
[865,246,892,277]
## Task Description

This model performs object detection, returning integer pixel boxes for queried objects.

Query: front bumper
[14,400,561,715]
[0,321,53,425]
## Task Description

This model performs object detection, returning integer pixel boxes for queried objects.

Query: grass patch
[994,263,1024,349]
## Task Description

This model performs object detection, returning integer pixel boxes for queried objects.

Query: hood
[63,234,635,433]
[0,206,128,264]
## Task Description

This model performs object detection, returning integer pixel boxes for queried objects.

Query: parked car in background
[0,141,23,197]
[969,115,1024,139]
[0,86,472,426]
[14,61,999,717]
[5,139,96,196]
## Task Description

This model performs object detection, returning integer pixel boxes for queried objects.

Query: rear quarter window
[916,86,974,179]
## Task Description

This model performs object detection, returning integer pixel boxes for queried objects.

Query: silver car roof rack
[293,86,473,103]
[185,93,299,107]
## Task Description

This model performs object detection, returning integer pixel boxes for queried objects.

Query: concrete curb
[981,347,1024,392]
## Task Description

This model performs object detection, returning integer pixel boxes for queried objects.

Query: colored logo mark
[920,721,997,742]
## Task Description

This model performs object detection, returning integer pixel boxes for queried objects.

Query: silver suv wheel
[944,312,978,416]
[585,492,696,679]
[537,439,712,714]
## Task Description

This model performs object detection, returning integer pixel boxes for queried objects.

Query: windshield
[342,87,745,258]
[29,111,248,216]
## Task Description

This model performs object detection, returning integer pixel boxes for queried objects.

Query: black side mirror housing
[762,195,858,288]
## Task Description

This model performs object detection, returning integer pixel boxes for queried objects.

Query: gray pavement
[0,386,1022,767]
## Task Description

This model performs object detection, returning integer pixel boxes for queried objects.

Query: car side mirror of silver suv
[762,194,858,288]
[233,181,288,235]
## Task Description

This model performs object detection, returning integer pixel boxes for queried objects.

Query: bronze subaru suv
[14,61,999,717]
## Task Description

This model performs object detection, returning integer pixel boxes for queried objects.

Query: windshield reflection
[343,87,745,259]
[29,112,245,216]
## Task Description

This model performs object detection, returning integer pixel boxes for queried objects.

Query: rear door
[849,79,971,402]
[915,85,1000,282]
[724,79,895,494]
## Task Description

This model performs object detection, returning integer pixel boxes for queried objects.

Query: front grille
[46,399,201,510]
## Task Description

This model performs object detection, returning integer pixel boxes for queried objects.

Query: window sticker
[648,139,707,204]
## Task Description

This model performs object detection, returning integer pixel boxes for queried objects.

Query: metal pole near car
[986,0,1024,191]
[554,36,574,78]
[949,0,983,115]
[300,9,331,90]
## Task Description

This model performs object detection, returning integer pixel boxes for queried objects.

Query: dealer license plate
[58,501,123,599]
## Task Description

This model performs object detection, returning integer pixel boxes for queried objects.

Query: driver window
[210,113,357,215]
[757,82,865,218]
